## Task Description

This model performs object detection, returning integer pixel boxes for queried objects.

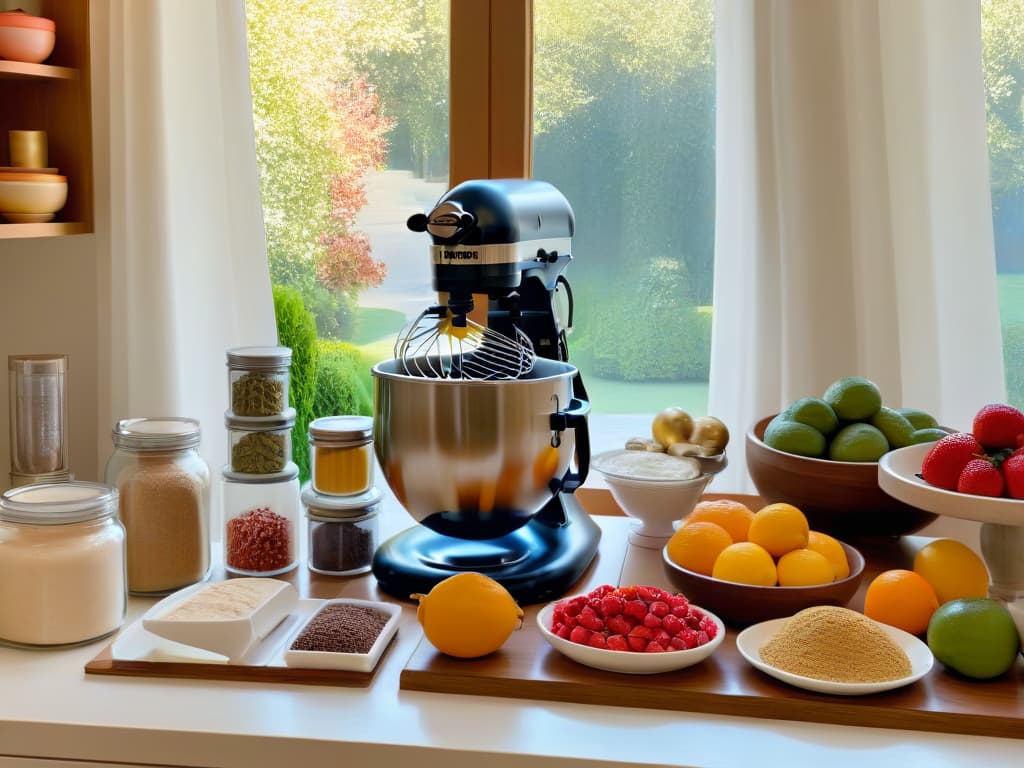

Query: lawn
[998,272,1024,324]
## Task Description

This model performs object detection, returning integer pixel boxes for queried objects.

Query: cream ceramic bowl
[0,173,67,215]
[0,11,56,64]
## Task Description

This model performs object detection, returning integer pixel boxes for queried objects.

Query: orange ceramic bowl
[662,540,866,627]
[745,415,938,538]
[0,11,56,64]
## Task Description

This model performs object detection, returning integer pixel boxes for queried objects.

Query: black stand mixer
[371,179,601,604]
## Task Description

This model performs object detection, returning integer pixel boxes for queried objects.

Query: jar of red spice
[221,462,300,576]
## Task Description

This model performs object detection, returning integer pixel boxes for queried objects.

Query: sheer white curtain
[709,0,1006,494]
[92,1,276,480]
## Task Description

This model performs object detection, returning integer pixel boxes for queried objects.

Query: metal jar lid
[301,484,382,518]
[222,461,300,484]
[8,353,68,375]
[308,415,373,445]
[0,481,118,525]
[112,417,201,452]
[225,408,297,432]
[226,346,292,371]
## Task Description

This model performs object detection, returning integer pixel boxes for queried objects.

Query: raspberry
[696,630,710,646]
[669,635,687,651]
[618,585,638,601]
[649,600,670,618]
[588,633,607,649]
[587,597,602,612]
[628,625,654,639]
[569,625,592,645]
[688,606,705,622]
[563,614,578,629]
[623,600,648,621]
[580,605,598,620]
[637,585,660,603]
[698,615,718,639]
[642,612,662,629]
[627,625,652,651]
[591,584,616,598]
[653,629,672,648]
[671,604,690,618]
[579,612,605,632]
[662,614,684,636]
[556,624,571,640]
[564,596,586,616]
[685,613,702,629]
[552,604,566,624]
[645,641,666,653]
[606,615,632,636]
[678,628,699,649]
[552,620,565,634]
[667,594,689,612]
[599,595,625,617]
[606,634,629,652]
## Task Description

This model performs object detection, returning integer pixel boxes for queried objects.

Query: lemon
[413,573,523,659]
[712,542,778,586]
[823,376,882,421]
[896,408,939,431]
[763,418,826,458]
[828,423,889,462]
[913,539,989,604]
[807,530,850,580]
[787,397,839,437]
[777,548,835,586]
[747,502,810,557]
[927,598,1020,679]
[869,406,915,449]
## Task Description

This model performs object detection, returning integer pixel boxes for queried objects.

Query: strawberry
[957,458,1004,497]
[972,403,1024,450]
[921,432,983,490]
[1003,450,1024,500]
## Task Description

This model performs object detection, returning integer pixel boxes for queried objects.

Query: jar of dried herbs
[302,485,381,576]
[104,418,211,595]
[226,346,292,417]
[227,408,295,475]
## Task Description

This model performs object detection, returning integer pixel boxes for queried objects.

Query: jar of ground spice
[222,462,300,576]
[226,346,292,418]
[302,485,381,576]
[308,415,374,496]
[0,482,126,647]
[226,408,295,475]
[104,418,211,595]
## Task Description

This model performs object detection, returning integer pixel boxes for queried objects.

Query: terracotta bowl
[0,11,56,64]
[745,415,938,538]
[661,540,866,627]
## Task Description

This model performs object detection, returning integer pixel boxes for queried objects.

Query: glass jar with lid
[226,346,292,418]
[0,481,126,647]
[309,415,375,496]
[227,407,296,475]
[302,485,381,576]
[104,417,211,595]
[222,462,301,576]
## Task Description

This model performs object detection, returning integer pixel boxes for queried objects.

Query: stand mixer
[371,179,601,604]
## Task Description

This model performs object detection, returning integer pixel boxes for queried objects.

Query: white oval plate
[736,616,933,695]
[878,443,1024,525]
[536,599,725,675]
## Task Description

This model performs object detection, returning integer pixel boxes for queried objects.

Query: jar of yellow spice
[309,416,374,496]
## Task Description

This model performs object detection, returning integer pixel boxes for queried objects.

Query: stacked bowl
[0,170,67,223]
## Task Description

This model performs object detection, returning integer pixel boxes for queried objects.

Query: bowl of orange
[661,499,866,626]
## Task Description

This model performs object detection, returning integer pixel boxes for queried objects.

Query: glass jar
[222,462,300,576]
[309,415,374,496]
[226,346,292,418]
[104,418,211,596]
[8,354,69,475]
[0,481,125,647]
[227,408,296,475]
[302,485,381,576]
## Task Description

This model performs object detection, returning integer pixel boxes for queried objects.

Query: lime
[909,427,949,445]
[764,418,826,458]
[828,423,889,462]
[869,406,915,449]
[927,598,1020,679]
[823,376,883,421]
[896,408,939,431]
[788,397,839,436]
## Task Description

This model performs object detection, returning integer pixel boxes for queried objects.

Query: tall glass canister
[8,354,69,476]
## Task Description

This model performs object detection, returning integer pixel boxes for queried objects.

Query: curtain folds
[94,1,277,483]
[709,0,1006,494]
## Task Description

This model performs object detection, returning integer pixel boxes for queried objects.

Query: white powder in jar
[0,519,126,646]
[594,450,701,480]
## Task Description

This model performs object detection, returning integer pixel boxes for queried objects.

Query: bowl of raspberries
[537,583,725,674]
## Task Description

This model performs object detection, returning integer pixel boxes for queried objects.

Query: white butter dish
[283,598,400,672]
[143,578,299,661]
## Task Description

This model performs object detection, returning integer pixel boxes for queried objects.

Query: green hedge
[273,285,318,482]
[313,339,373,418]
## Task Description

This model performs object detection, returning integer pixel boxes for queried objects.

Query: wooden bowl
[661,541,866,627]
[745,415,938,538]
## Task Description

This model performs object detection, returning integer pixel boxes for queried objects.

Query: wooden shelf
[0,221,90,238]
[0,60,78,80]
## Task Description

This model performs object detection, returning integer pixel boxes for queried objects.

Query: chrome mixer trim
[431,238,572,266]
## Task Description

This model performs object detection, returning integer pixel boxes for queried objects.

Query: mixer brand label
[431,239,572,267]
[440,249,480,260]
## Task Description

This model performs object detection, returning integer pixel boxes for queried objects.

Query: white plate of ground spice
[283,598,400,672]
[735,606,933,696]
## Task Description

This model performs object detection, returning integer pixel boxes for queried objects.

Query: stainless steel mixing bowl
[372,357,590,540]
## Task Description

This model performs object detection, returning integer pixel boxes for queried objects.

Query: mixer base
[371,495,602,605]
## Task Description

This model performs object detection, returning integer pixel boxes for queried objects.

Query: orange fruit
[747,503,809,557]
[806,531,850,580]
[913,539,989,604]
[413,572,523,658]
[863,569,939,635]
[666,521,734,576]
[712,542,778,586]
[776,548,835,586]
[684,499,755,542]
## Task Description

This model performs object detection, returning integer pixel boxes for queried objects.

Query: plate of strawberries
[878,403,1024,524]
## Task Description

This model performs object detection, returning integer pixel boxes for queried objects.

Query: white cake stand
[878,443,1024,602]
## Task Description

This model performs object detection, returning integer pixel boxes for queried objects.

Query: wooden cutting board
[401,513,1024,740]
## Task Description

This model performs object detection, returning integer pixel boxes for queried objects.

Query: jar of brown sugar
[302,485,381,576]
[308,415,374,496]
[104,418,211,595]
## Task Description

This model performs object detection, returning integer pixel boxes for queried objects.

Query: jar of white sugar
[0,481,126,647]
